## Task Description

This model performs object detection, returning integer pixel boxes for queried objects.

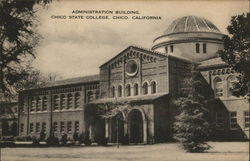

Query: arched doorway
[111,112,124,143]
[128,109,144,143]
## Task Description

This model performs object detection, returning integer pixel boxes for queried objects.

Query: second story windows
[67,94,73,109]
[214,77,223,98]
[75,93,80,108]
[53,95,59,110]
[118,85,122,97]
[110,86,115,98]
[42,97,47,111]
[142,82,148,95]
[151,81,157,94]
[134,83,139,96]
[125,84,131,97]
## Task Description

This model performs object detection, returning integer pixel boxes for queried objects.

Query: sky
[33,0,249,79]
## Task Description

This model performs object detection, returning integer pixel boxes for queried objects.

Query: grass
[1,142,249,161]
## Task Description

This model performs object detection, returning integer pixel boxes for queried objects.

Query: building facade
[18,16,249,143]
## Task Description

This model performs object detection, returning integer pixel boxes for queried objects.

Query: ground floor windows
[54,122,58,132]
[229,112,237,129]
[67,121,72,133]
[60,122,65,133]
[20,123,24,133]
[244,111,250,128]
[75,121,79,133]
[36,122,40,133]
[30,123,34,133]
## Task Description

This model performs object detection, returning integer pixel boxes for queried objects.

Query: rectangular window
[42,97,47,111]
[31,99,35,112]
[20,123,24,133]
[67,121,72,133]
[60,122,65,133]
[170,45,174,53]
[36,122,40,133]
[215,112,224,128]
[244,111,250,128]
[53,122,58,132]
[75,121,79,133]
[203,43,207,53]
[30,123,34,133]
[230,112,237,129]
[42,122,46,132]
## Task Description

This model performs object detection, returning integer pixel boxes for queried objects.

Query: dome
[164,16,221,35]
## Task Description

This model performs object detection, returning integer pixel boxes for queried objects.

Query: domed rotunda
[152,16,225,62]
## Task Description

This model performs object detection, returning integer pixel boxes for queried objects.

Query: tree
[218,13,250,98]
[173,71,211,153]
[0,0,51,100]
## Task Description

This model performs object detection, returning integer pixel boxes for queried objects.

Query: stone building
[18,16,249,143]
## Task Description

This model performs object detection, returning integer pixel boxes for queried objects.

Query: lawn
[1,142,249,161]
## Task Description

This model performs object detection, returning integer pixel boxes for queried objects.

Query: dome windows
[170,45,174,53]
[196,43,200,53]
[203,43,207,53]
[195,43,207,54]
[165,45,174,53]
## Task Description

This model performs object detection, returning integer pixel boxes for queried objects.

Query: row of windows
[215,111,250,129]
[214,75,237,98]
[53,121,79,133]
[196,43,207,53]
[22,93,82,113]
[26,122,46,133]
[110,81,157,98]
[53,93,81,111]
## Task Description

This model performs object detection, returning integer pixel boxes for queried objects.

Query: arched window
[214,77,223,97]
[67,94,73,109]
[61,95,66,110]
[110,86,115,98]
[142,82,148,95]
[75,93,80,108]
[170,45,174,53]
[118,85,122,97]
[134,83,139,96]
[36,97,41,111]
[227,75,237,97]
[151,81,157,94]
[53,95,59,110]
[203,43,207,53]
[42,97,47,111]
[125,84,131,96]
[196,43,200,53]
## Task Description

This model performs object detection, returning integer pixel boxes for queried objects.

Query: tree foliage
[218,13,250,98]
[173,71,211,153]
[0,0,51,99]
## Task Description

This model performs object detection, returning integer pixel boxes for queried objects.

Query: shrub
[39,130,46,141]
[73,132,79,142]
[97,137,108,146]
[121,134,129,145]
[83,132,92,146]
[60,134,68,145]
[32,136,39,145]
[46,135,59,146]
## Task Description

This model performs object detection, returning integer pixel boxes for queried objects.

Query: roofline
[20,74,99,93]
[99,45,167,68]
[153,31,226,43]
